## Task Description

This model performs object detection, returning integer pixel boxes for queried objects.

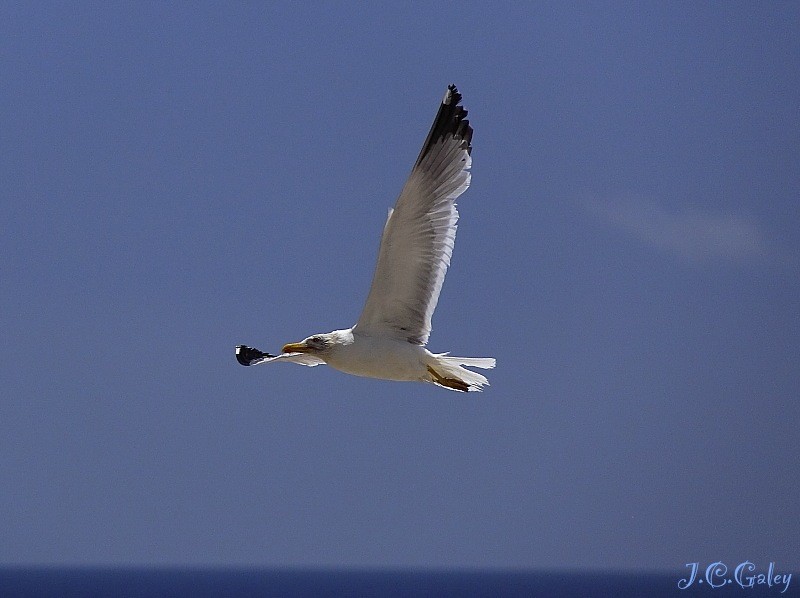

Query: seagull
[236,85,495,391]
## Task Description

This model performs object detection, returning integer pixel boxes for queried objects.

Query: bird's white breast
[323,332,429,382]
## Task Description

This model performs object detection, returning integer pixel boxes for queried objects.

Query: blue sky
[2,3,798,570]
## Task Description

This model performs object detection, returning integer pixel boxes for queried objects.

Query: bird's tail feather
[428,355,496,392]
[445,356,496,369]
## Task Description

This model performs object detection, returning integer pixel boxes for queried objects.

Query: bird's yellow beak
[282,341,311,354]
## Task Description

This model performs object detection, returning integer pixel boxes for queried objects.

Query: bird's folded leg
[427,365,470,392]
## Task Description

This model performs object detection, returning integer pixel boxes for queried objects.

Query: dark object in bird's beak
[236,345,273,366]
[282,341,311,354]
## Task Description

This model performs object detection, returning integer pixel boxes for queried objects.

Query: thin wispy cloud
[581,196,769,264]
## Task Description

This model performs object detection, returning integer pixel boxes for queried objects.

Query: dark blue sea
[0,568,795,598]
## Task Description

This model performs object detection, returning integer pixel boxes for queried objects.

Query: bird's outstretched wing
[355,85,472,346]
[235,345,324,367]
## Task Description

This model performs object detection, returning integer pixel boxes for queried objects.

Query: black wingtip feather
[236,344,273,366]
[414,84,472,168]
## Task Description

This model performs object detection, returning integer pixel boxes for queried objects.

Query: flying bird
[236,85,495,391]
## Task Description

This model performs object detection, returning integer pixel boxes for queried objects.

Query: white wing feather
[249,352,324,367]
[355,86,473,345]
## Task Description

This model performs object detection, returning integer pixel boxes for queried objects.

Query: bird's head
[283,330,349,356]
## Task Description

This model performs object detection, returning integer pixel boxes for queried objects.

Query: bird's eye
[309,336,323,347]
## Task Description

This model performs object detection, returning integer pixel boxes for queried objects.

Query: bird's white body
[236,85,495,391]
[316,327,493,391]
[321,329,424,381]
